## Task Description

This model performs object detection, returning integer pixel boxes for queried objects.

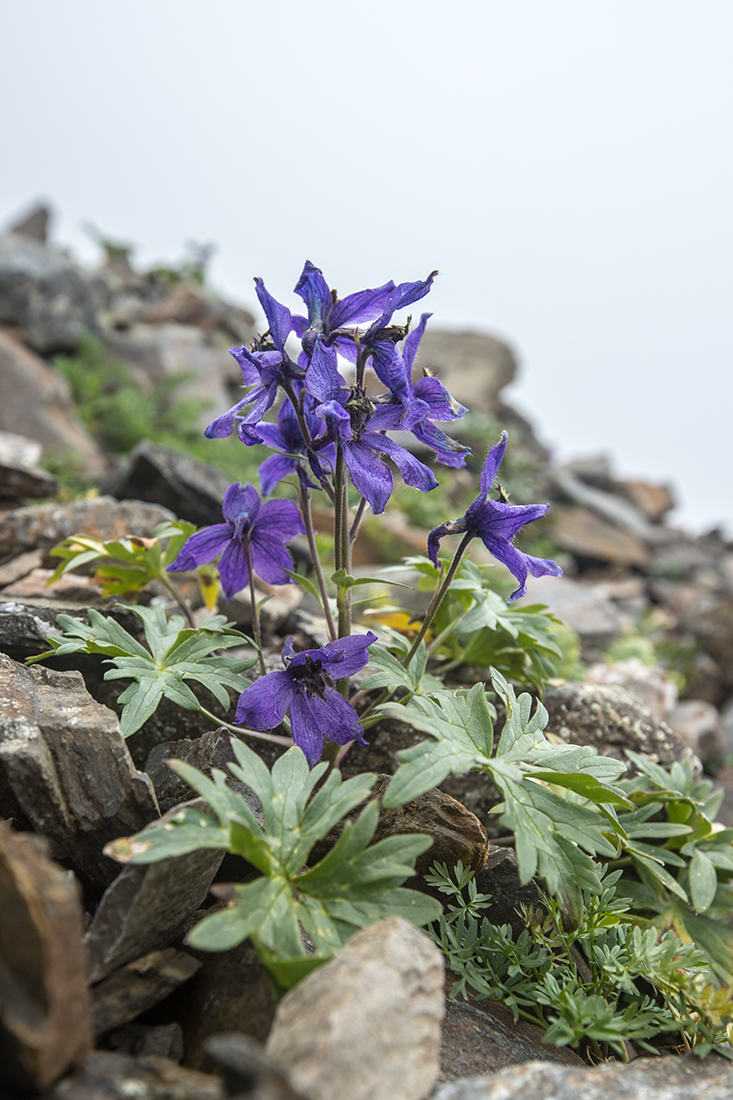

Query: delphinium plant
[34,262,733,1049]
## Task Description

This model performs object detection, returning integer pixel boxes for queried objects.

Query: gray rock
[472,847,546,940]
[266,918,445,1100]
[689,595,733,689]
[90,947,202,1036]
[668,700,726,766]
[86,799,225,981]
[144,728,264,818]
[43,1051,224,1100]
[551,466,653,542]
[0,233,105,353]
[0,329,106,478]
[431,1052,733,1099]
[416,330,517,415]
[206,1034,308,1100]
[550,505,650,568]
[101,441,231,527]
[0,654,159,892]
[544,681,699,773]
[585,659,678,724]
[6,202,51,243]
[0,824,92,1094]
[0,495,175,566]
[524,575,622,652]
[439,998,583,1080]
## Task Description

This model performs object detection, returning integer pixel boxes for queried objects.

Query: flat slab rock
[266,917,445,1100]
[41,1051,224,1100]
[0,654,159,892]
[431,1052,733,1100]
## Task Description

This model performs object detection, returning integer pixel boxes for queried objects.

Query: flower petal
[217,538,250,599]
[255,499,305,541]
[288,693,325,766]
[366,433,439,494]
[481,538,532,603]
[255,278,292,351]
[222,483,261,526]
[467,499,549,543]
[480,432,508,496]
[412,420,470,467]
[291,689,366,765]
[315,631,378,679]
[294,261,332,327]
[343,439,393,514]
[249,534,296,585]
[305,338,345,403]
[235,670,295,729]
[258,452,296,496]
[166,524,232,572]
[402,312,431,375]
[329,281,396,329]
[427,518,468,567]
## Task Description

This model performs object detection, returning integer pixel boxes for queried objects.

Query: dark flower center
[345,387,375,440]
[290,655,333,700]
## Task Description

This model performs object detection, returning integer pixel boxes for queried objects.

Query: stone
[144,728,264,817]
[543,681,699,773]
[0,547,43,586]
[472,847,547,939]
[0,329,106,478]
[431,1052,733,1100]
[0,596,132,662]
[1,567,103,601]
[206,1034,308,1100]
[265,918,445,1100]
[613,478,676,522]
[0,233,105,353]
[43,1051,224,1100]
[90,948,202,1036]
[551,467,653,542]
[106,1022,184,1062]
[551,505,650,567]
[689,595,733,688]
[439,998,584,1080]
[585,659,679,724]
[178,936,278,1071]
[0,429,58,501]
[524,575,622,652]
[0,654,159,893]
[667,700,726,766]
[0,495,175,566]
[6,202,51,243]
[86,800,225,981]
[416,330,517,415]
[0,824,92,1093]
[101,441,231,527]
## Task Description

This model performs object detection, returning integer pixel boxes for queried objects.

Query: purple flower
[235,632,378,765]
[294,261,397,359]
[205,279,303,445]
[428,432,563,602]
[256,392,336,496]
[306,338,438,513]
[167,482,305,600]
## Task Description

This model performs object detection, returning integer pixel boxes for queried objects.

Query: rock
[0,233,105,353]
[667,700,726,766]
[178,937,278,1071]
[143,728,264,817]
[551,505,650,567]
[206,1034,308,1100]
[0,495,175,566]
[431,1052,733,1099]
[585,659,679,724]
[101,441,231,527]
[7,202,51,243]
[105,1022,184,1062]
[1,567,103,601]
[472,847,547,937]
[0,824,92,1094]
[0,429,58,500]
[265,918,445,1100]
[0,329,106,478]
[543,681,699,773]
[689,595,733,689]
[87,800,225,981]
[91,948,202,1036]
[103,323,245,431]
[0,654,159,893]
[613,478,676,522]
[551,467,653,542]
[439,998,584,1080]
[416,330,517,415]
[722,696,733,754]
[43,1051,224,1100]
[0,547,43,586]
[524,575,622,652]
[0,429,43,468]
[0,595,130,661]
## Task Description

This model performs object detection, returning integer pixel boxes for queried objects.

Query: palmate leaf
[360,642,444,698]
[108,740,440,987]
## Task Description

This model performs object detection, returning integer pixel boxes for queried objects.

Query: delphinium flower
[293,261,397,361]
[305,337,438,513]
[256,386,336,496]
[235,632,378,765]
[427,431,563,602]
[166,482,304,600]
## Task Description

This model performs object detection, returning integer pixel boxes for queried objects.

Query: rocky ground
[1,203,733,1098]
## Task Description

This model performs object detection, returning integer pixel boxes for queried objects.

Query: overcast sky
[2,1,731,533]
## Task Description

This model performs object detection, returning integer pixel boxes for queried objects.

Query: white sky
[1,1,731,533]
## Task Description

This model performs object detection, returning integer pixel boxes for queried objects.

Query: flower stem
[283,381,335,504]
[245,545,267,677]
[159,573,197,628]
[402,532,473,666]
[349,496,367,544]
[297,477,337,642]
[334,443,352,638]
[198,707,293,747]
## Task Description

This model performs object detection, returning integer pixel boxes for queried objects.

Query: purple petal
[369,342,409,394]
[290,690,366,766]
[427,519,468,567]
[222,483,261,526]
[366,433,439,494]
[342,439,393,514]
[229,346,265,385]
[249,534,295,584]
[412,420,470,467]
[305,338,345,402]
[329,281,396,329]
[372,272,437,330]
[255,278,292,351]
[314,631,378,679]
[525,554,564,580]
[403,312,431,375]
[258,452,296,496]
[294,261,332,327]
[480,432,508,496]
[217,538,250,599]
[166,524,232,572]
[482,538,532,603]
[467,500,550,543]
[204,397,252,439]
[317,399,353,442]
[413,375,467,421]
[288,693,324,766]
[255,499,305,541]
[255,422,286,450]
[235,670,295,729]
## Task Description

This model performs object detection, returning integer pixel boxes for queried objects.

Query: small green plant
[428,861,733,1061]
[105,739,441,988]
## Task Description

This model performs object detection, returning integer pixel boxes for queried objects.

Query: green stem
[402,532,473,667]
[297,478,337,642]
[334,443,351,638]
[160,573,197,628]
[198,706,293,747]
[283,380,335,504]
[245,544,267,677]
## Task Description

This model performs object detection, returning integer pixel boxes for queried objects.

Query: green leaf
[689,847,718,913]
[330,568,412,591]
